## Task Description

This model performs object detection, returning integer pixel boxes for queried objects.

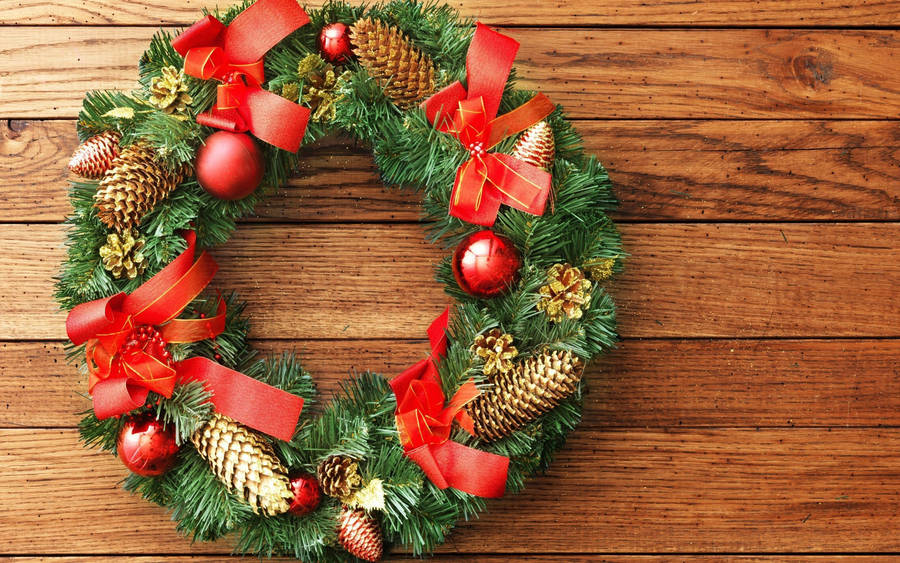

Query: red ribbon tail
[449,160,503,226]
[486,153,552,216]
[427,307,450,358]
[241,89,309,153]
[178,357,303,441]
[91,377,149,419]
[406,441,509,498]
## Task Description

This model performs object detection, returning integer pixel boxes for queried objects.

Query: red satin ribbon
[171,0,310,152]
[65,232,303,441]
[421,23,557,226]
[389,308,510,498]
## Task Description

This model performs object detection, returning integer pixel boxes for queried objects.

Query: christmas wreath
[57,0,622,559]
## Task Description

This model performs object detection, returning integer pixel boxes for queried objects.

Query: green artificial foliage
[57,0,623,560]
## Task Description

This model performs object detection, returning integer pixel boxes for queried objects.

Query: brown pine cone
[317,455,362,499]
[536,263,592,322]
[471,329,518,377]
[191,413,293,516]
[68,131,120,179]
[467,349,584,442]
[350,17,436,108]
[94,143,187,232]
[338,507,383,562]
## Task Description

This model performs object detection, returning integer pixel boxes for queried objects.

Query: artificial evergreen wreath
[58,0,623,559]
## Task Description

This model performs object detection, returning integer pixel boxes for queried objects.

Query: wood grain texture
[2,428,900,554]
[5,559,900,563]
[3,223,897,340]
[4,120,899,223]
[4,0,900,26]
[4,339,900,428]
[2,28,899,119]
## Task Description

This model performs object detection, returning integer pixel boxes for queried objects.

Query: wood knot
[789,48,834,89]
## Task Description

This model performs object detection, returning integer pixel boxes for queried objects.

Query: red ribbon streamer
[172,0,310,152]
[421,23,557,226]
[65,232,303,441]
[389,308,510,498]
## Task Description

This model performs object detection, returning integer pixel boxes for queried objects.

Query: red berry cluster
[113,325,173,377]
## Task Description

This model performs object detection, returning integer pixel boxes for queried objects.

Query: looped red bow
[389,308,510,498]
[422,23,557,226]
[172,0,311,153]
[66,231,303,441]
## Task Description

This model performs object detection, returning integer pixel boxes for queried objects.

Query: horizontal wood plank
[2,428,900,554]
[4,119,899,223]
[3,223,898,340]
[4,0,900,26]
[17,554,865,560]
[5,339,899,428]
[2,29,899,119]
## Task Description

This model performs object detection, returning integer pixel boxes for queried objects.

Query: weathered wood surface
[2,223,898,340]
[3,428,900,554]
[5,0,900,26]
[2,28,900,119]
[2,0,900,559]
[4,339,899,428]
[4,120,899,223]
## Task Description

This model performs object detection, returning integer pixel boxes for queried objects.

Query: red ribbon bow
[422,23,557,226]
[389,308,510,498]
[172,0,311,153]
[66,231,303,441]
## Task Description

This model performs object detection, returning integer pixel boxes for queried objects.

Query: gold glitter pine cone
[297,54,350,122]
[536,263,592,322]
[338,507,383,562]
[466,349,584,442]
[191,413,293,516]
[98,229,147,280]
[68,131,121,179]
[148,65,193,115]
[584,256,616,280]
[471,329,518,377]
[94,143,187,232]
[350,17,436,109]
[511,121,555,172]
[317,454,363,499]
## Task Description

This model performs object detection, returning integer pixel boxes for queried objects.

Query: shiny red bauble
[452,230,522,298]
[318,22,354,64]
[116,414,180,477]
[195,131,264,200]
[287,472,322,516]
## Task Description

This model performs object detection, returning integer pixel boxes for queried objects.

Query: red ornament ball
[195,131,264,200]
[452,230,522,298]
[116,414,180,477]
[318,22,354,64]
[287,472,322,516]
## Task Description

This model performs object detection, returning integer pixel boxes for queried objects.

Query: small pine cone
[511,121,555,172]
[584,257,616,281]
[338,507,383,562]
[94,143,186,232]
[98,229,147,280]
[317,455,362,499]
[148,65,193,115]
[467,350,584,441]
[536,263,592,322]
[191,413,293,516]
[350,17,436,109]
[68,131,120,179]
[471,329,518,377]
